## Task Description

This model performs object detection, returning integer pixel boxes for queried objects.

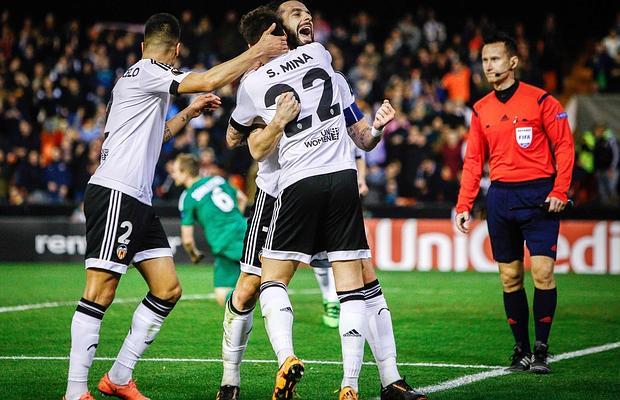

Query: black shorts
[262,169,370,264]
[84,184,172,274]
[239,188,275,276]
[486,178,560,263]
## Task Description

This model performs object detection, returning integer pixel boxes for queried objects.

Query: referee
[455,32,574,374]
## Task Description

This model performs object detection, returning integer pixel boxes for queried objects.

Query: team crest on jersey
[116,244,128,260]
[515,127,533,148]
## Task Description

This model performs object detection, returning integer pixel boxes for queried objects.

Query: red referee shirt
[456,81,574,213]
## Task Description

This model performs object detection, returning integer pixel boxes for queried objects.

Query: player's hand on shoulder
[455,211,470,234]
[274,92,300,128]
[545,196,566,213]
[255,23,288,59]
[188,93,222,118]
[373,99,396,130]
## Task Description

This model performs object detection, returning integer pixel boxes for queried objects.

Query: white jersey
[230,43,355,191]
[89,59,189,205]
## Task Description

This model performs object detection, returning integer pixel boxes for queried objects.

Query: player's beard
[283,24,313,49]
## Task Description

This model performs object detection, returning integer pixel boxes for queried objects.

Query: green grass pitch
[0,263,619,399]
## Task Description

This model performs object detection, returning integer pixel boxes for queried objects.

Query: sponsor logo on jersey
[304,127,340,148]
[556,111,568,120]
[116,244,128,260]
[100,148,109,162]
[515,127,533,148]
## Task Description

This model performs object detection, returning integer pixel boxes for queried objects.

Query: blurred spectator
[441,58,471,103]
[0,8,616,210]
[593,123,619,205]
[44,146,71,202]
[14,149,45,202]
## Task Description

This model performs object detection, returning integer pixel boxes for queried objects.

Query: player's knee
[154,283,182,303]
[499,269,523,291]
[234,281,260,310]
[532,266,555,288]
[83,277,118,307]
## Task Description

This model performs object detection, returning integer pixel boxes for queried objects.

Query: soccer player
[170,154,248,306]
[63,13,287,400]
[224,6,425,400]
[455,32,574,374]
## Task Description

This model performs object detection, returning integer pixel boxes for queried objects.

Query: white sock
[313,267,339,303]
[66,298,107,400]
[364,280,401,387]
[107,292,175,385]
[337,289,367,391]
[260,281,294,367]
[221,294,254,386]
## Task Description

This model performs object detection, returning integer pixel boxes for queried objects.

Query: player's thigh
[240,189,275,277]
[133,212,178,301]
[262,176,326,264]
[322,170,370,261]
[331,259,364,292]
[260,258,298,285]
[83,184,147,275]
[361,258,377,283]
[135,256,180,302]
[83,268,121,306]
[486,184,524,263]
[214,256,241,289]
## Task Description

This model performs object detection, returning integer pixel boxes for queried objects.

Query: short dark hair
[267,0,291,13]
[239,6,285,46]
[483,31,517,56]
[144,13,180,49]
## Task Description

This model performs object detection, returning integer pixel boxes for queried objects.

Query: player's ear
[140,42,144,53]
[175,43,180,57]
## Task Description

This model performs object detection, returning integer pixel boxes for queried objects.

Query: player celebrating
[455,32,574,374]
[63,13,287,400]
[170,154,248,306]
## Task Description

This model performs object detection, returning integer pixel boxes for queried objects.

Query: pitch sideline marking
[0,355,502,370]
[1,341,619,376]
[0,289,358,314]
[417,341,620,393]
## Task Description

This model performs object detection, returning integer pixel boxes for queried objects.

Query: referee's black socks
[533,287,557,345]
[503,289,531,352]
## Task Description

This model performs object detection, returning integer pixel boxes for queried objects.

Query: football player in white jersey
[63,13,287,400]
[222,4,427,400]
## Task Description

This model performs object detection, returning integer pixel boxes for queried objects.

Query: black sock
[503,289,530,352]
[534,287,557,345]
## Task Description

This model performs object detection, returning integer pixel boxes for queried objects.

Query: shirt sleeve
[334,72,364,127]
[179,192,195,226]
[229,82,257,136]
[540,95,575,202]
[141,62,190,95]
[456,109,488,213]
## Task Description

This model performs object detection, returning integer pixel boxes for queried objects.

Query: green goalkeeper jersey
[179,175,246,260]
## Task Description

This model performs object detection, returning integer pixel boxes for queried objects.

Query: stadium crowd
[0,8,619,208]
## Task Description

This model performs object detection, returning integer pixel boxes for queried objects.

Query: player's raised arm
[347,100,395,151]
[178,24,287,94]
[163,93,221,142]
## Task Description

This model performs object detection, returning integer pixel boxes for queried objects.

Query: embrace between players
[63,0,573,399]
